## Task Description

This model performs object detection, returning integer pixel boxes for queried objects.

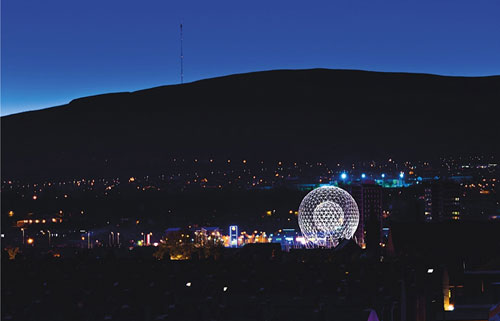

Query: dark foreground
[2,250,386,321]
[2,243,500,321]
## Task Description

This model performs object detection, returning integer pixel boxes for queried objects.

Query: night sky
[2,0,499,115]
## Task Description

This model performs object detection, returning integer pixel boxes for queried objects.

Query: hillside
[2,69,499,180]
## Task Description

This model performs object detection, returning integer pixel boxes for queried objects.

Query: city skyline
[2,1,500,319]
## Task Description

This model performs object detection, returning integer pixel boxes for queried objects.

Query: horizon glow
[2,0,500,116]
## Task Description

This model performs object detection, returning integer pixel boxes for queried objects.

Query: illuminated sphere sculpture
[298,186,359,247]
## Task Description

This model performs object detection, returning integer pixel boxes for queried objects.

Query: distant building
[164,227,184,243]
[350,184,382,248]
[229,225,238,248]
[278,228,297,250]
[423,180,461,221]
[192,227,221,246]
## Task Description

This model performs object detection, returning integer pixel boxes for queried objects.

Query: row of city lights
[340,172,405,180]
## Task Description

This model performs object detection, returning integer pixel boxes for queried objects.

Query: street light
[21,228,25,245]
[47,230,51,247]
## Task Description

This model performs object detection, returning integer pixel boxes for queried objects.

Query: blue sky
[2,0,499,115]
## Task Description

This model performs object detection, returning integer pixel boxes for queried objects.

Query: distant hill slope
[2,69,499,180]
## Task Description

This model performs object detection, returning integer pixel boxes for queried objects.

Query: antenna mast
[180,23,184,84]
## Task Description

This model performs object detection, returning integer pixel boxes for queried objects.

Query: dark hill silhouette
[2,69,499,180]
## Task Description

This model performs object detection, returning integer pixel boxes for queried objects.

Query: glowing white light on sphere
[298,186,359,246]
[313,201,344,232]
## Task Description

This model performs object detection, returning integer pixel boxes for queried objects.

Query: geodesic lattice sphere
[298,186,359,244]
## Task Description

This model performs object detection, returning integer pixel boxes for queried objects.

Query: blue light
[361,173,366,179]
[340,173,347,180]
[399,172,404,178]
[381,173,385,178]
[229,225,238,248]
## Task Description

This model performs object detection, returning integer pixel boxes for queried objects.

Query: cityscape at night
[2,0,500,320]
[2,153,499,320]
[2,155,498,246]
